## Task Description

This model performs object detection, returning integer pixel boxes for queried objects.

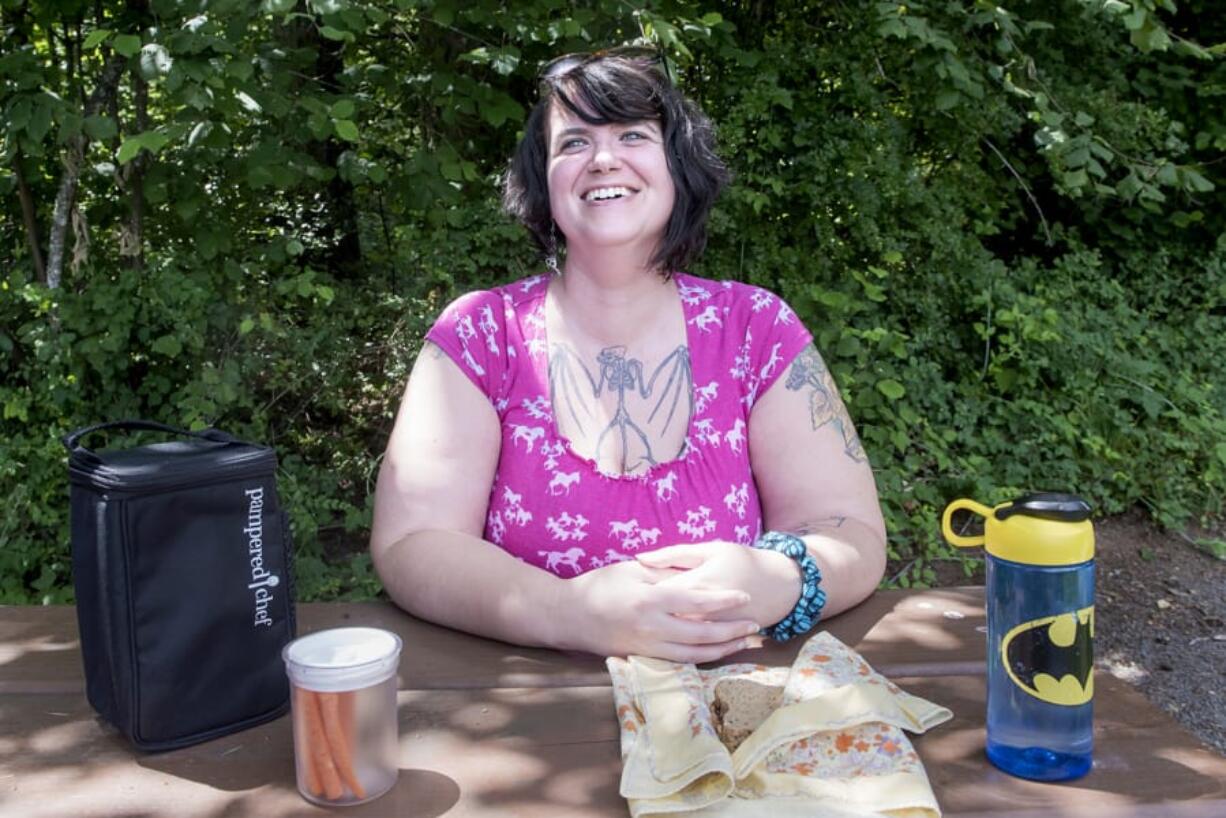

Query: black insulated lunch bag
[65,420,297,751]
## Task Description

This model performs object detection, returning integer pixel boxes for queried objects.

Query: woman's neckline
[537,271,701,481]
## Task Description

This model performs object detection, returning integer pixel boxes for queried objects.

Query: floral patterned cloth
[607,632,952,818]
[423,272,812,576]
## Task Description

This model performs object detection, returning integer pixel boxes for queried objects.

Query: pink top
[425,272,813,577]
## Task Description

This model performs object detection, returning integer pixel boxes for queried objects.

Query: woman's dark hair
[502,53,731,276]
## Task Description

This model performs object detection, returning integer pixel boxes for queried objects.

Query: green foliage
[1,0,1223,602]
[1193,538,1226,560]
[688,1,1225,575]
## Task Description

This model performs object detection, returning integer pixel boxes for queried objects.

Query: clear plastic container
[283,627,402,805]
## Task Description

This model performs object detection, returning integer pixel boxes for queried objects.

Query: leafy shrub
[1,1,1222,602]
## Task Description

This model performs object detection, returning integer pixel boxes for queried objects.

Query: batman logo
[1000,606,1094,706]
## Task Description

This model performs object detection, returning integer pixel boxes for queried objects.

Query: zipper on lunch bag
[71,455,277,494]
[116,497,142,745]
[91,496,124,730]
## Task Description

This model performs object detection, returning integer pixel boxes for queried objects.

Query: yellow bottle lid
[941,493,1095,566]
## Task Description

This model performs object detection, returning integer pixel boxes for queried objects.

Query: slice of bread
[711,678,784,752]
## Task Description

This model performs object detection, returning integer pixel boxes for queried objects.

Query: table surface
[1,588,1224,818]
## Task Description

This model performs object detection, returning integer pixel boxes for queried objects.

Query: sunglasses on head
[539,45,673,83]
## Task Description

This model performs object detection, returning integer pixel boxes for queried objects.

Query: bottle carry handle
[63,419,237,456]
[941,498,995,548]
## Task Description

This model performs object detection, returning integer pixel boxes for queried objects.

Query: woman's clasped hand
[559,558,764,664]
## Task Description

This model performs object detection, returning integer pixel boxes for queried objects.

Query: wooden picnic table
[1,587,1224,818]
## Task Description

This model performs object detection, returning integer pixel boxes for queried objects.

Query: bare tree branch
[46,52,126,289]
[983,136,1054,246]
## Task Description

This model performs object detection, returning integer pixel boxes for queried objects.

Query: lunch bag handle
[63,419,238,454]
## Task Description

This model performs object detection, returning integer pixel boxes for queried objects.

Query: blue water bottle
[942,492,1095,782]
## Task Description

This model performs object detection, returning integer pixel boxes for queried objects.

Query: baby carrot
[302,688,345,800]
[293,687,323,797]
[319,691,366,799]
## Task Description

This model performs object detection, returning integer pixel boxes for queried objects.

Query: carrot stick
[293,687,323,797]
[319,691,366,799]
[339,689,357,783]
[301,688,345,800]
[339,690,355,750]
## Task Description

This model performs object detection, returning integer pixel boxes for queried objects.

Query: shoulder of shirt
[677,272,781,308]
[441,275,548,318]
[440,287,497,317]
[494,274,550,310]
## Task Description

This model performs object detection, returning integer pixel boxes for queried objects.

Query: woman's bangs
[552,65,662,125]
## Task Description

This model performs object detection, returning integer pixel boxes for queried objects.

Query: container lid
[283,627,402,692]
[942,493,1095,566]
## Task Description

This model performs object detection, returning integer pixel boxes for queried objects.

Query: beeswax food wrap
[607,632,953,818]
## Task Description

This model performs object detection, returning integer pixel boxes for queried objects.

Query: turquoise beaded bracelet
[752,531,826,642]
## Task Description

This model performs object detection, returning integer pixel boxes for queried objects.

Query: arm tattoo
[549,343,694,473]
[785,344,867,463]
[791,516,847,536]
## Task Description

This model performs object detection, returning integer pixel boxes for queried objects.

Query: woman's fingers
[654,585,749,617]
[636,543,708,570]
[577,559,765,661]
[663,613,761,646]
[635,563,685,583]
[656,635,762,665]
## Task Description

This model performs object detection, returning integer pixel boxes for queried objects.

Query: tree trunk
[273,13,363,278]
[315,33,362,278]
[5,2,46,282]
[45,53,126,289]
[125,68,149,270]
[13,153,47,283]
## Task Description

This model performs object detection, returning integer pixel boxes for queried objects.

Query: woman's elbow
[865,535,888,594]
[849,525,888,606]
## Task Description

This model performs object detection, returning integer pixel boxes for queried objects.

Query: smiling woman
[369,49,888,664]
[545,110,676,257]
[503,51,728,276]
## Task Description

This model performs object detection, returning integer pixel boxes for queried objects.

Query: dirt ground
[1094,511,1226,757]
[917,509,1226,757]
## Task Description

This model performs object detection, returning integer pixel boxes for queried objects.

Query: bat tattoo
[548,343,694,474]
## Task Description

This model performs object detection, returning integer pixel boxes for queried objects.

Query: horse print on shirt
[548,343,695,476]
[425,274,817,577]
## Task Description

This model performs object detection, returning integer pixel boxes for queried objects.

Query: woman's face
[545,100,676,261]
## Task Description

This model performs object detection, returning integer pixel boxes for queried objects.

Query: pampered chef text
[244,487,279,627]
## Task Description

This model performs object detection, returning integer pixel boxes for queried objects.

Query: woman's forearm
[372,528,568,648]
[796,518,887,619]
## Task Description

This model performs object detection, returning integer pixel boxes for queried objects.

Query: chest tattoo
[548,343,694,474]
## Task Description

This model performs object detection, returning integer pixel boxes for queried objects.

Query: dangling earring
[545,222,561,276]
